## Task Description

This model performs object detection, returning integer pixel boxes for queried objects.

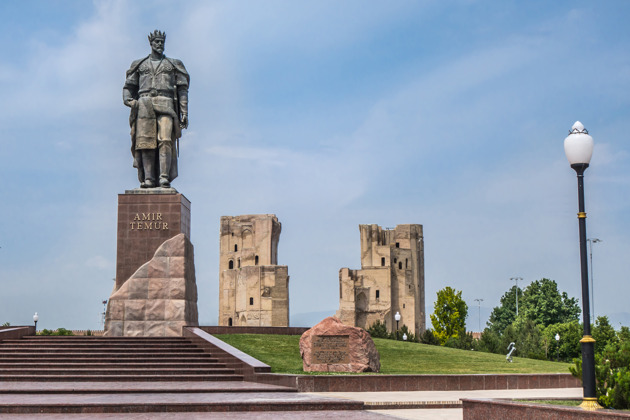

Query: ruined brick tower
[218,214,289,327]
[336,224,425,336]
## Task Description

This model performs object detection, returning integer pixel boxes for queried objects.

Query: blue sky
[1,1,629,331]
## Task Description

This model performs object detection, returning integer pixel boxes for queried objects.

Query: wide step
[0,392,363,413]
[0,374,244,382]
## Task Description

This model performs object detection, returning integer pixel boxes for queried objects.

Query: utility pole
[510,277,522,317]
[101,300,108,328]
[474,298,484,332]
[587,238,601,323]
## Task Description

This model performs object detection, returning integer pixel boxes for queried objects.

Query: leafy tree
[543,321,582,361]
[488,279,580,336]
[430,287,468,345]
[512,318,545,360]
[592,315,618,355]
[487,286,522,334]
[499,324,519,356]
[1,322,10,327]
[476,328,502,354]
[39,328,74,336]
[519,278,580,327]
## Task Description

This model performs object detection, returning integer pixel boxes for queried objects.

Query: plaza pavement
[313,386,584,419]
[0,387,581,419]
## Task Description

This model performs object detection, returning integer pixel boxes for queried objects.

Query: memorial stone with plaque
[300,316,380,372]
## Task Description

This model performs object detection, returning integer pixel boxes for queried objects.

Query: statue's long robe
[124,55,190,183]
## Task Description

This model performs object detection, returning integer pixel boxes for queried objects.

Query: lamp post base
[579,398,602,411]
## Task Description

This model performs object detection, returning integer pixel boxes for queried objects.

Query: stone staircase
[0,332,365,415]
[0,336,241,382]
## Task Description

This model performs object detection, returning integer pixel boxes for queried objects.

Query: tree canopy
[488,278,580,334]
[520,279,580,327]
[487,285,522,334]
[430,286,468,345]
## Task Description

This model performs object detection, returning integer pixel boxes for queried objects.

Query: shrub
[571,335,630,409]
[39,328,74,336]
[420,329,440,346]
[476,328,501,353]
[393,324,417,342]
[445,331,474,350]
[367,320,418,342]
[366,320,389,339]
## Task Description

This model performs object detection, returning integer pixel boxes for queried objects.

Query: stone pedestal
[116,189,191,290]
[105,189,197,337]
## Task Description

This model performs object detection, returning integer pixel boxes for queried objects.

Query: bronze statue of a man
[123,30,190,188]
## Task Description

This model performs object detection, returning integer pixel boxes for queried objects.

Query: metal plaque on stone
[312,335,350,364]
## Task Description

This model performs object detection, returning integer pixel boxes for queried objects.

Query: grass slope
[214,334,572,375]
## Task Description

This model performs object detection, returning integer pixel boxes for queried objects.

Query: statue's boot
[158,142,172,188]
[141,149,156,188]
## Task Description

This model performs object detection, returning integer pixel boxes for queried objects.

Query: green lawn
[516,400,581,407]
[214,334,573,375]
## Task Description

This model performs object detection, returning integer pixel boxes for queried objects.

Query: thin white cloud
[85,256,112,270]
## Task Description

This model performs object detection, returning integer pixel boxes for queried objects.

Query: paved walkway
[0,385,582,419]
[311,387,583,420]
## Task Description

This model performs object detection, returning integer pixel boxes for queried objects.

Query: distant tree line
[363,278,629,409]
[417,279,630,410]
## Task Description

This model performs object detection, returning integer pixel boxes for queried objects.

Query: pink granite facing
[0,410,389,419]
[104,234,198,337]
[462,399,630,420]
[252,373,580,392]
[0,327,34,341]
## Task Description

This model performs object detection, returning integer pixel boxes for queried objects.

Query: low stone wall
[199,326,309,335]
[0,326,34,341]
[462,399,630,419]
[183,327,271,381]
[194,329,582,393]
[254,373,581,392]
[71,330,104,336]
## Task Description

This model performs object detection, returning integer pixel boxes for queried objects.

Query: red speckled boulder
[300,316,380,372]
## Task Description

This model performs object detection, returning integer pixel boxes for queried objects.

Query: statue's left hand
[180,115,188,129]
[125,99,138,109]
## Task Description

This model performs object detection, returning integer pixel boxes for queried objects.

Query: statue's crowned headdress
[148,30,166,42]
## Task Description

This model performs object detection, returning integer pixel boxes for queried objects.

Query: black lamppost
[33,312,39,332]
[394,311,401,332]
[564,121,601,410]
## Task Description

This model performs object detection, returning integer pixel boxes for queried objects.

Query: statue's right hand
[125,99,138,108]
